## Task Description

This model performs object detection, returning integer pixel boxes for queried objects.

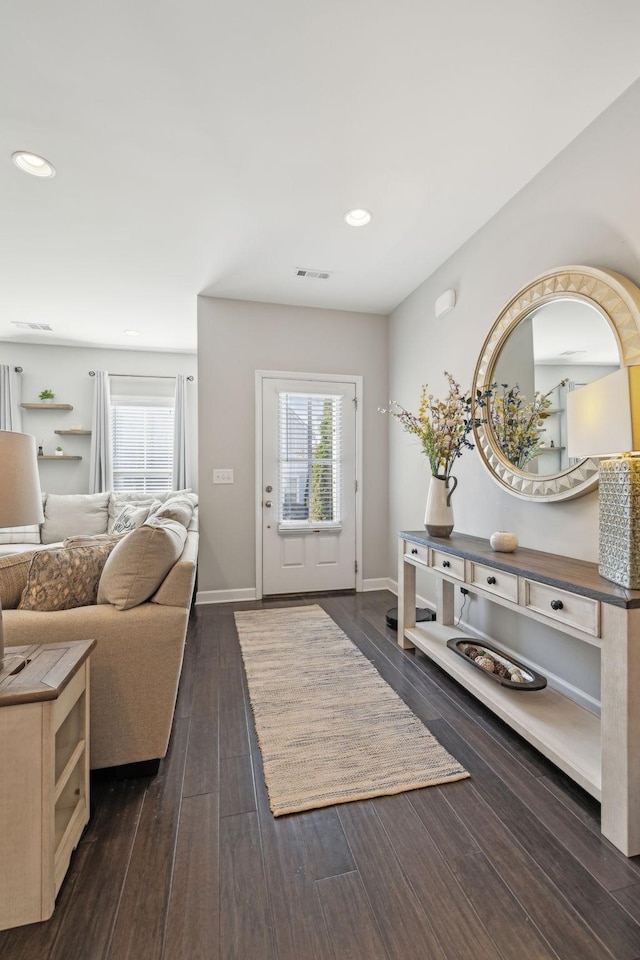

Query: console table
[397,531,640,857]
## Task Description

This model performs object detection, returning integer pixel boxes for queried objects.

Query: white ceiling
[3,0,640,354]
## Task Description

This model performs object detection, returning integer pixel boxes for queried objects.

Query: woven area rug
[234,604,469,816]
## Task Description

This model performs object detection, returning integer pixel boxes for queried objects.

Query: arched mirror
[472,266,640,501]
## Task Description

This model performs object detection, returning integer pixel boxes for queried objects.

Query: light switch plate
[213,468,234,484]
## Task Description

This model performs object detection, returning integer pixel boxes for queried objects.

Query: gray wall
[0,342,197,494]
[197,298,388,598]
[388,77,640,706]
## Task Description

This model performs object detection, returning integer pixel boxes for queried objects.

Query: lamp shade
[566,365,640,459]
[0,432,44,527]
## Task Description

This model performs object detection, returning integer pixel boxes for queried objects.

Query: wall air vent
[296,268,331,280]
[12,321,53,331]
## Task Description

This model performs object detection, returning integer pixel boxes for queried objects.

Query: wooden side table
[0,639,96,930]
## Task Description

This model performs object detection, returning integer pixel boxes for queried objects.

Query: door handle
[264,500,272,508]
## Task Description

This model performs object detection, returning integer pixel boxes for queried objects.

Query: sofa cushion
[97,517,188,611]
[18,541,118,611]
[0,550,40,609]
[41,493,110,544]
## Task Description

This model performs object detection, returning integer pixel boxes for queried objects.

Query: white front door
[261,376,357,596]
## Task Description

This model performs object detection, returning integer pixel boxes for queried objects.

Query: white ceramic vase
[424,475,457,537]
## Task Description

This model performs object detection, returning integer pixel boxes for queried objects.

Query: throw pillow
[111,502,155,535]
[41,492,110,544]
[107,497,162,533]
[0,524,41,545]
[97,517,188,611]
[18,541,118,612]
[149,495,194,528]
[0,550,39,609]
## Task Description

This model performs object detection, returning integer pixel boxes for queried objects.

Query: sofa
[0,490,198,772]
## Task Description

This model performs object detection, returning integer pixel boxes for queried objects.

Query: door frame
[255,370,363,600]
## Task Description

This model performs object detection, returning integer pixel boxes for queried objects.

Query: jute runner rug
[234,604,469,816]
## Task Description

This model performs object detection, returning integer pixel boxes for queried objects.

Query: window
[278,392,343,525]
[111,401,174,493]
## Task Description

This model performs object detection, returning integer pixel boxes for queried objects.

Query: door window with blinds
[110,377,175,492]
[278,391,343,529]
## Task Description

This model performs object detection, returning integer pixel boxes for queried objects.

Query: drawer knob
[487,576,496,585]
[550,599,564,611]
[442,560,451,568]
[411,548,418,555]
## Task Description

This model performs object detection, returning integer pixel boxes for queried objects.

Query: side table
[0,638,96,930]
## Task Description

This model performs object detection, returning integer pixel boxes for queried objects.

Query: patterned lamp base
[598,456,640,589]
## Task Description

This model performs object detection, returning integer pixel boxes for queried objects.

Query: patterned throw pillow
[0,550,39,609]
[111,503,156,535]
[18,541,118,612]
[107,497,161,533]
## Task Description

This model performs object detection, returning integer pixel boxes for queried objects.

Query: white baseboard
[196,587,257,605]
[362,577,395,592]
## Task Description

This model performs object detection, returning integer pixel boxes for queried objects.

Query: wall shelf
[38,456,82,461]
[54,430,91,436]
[21,403,73,410]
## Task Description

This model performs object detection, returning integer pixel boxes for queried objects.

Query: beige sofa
[0,491,198,772]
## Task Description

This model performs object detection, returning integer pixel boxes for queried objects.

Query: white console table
[397,530,640,857]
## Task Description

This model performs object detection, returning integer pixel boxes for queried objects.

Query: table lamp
[0,432,44,668]
[566,365,640,588]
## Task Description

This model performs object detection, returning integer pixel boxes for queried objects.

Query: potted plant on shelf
[38,389,55,403]
[55,446,64,457]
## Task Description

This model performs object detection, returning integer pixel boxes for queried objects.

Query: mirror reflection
[491,298,619,475]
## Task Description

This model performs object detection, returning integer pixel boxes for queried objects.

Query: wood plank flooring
[2,590,640,959]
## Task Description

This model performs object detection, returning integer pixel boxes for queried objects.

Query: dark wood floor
[3,590,640,959]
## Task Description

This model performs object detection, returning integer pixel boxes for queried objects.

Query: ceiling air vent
[296,268,331,280]
[12,321,53,331]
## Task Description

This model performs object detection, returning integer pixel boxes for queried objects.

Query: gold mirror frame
[472,265,640,501]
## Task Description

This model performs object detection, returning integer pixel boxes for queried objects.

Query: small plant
[38,388,55,400]
[55,445,63,451]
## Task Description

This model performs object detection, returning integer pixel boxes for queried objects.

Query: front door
[261,376,357,596]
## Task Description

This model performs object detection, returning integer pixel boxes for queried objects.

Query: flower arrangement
[381,372,490,479]
[490,379,568,469]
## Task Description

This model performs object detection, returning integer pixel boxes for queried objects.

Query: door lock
[265,485,273,493]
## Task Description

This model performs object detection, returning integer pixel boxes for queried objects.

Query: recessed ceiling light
[124,329,141,337]
[12,151,56,178]
[344,208,372,227]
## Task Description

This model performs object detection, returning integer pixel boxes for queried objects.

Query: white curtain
[173,374,190,489]
[0,365,22,431]
[89,370,113,492]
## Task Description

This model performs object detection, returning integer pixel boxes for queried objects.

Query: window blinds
[278,392,343,524]
[111,404,174,492]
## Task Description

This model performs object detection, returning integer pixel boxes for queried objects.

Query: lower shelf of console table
[404,618,600,799]
[397,530,640,857]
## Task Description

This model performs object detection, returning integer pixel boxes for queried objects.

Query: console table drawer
[404,542,429,565]
[468,562,518,602]
[522,580,600,637]
[430,549,465,581]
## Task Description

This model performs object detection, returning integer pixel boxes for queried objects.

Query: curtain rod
[89,370,194,381]
[14,366,22,372]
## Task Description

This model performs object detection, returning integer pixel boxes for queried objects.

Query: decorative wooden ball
[490,531,519,552]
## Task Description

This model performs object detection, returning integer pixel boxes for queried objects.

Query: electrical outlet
[213,468,234,484]
[460,587,469,595]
